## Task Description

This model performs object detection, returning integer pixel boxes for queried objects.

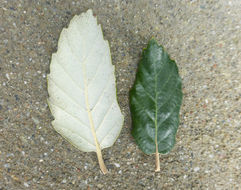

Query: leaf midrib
[80,39,107,174]
[65,32,105,163]
[154,60,158,152]
[65,34,100,145]
[153,51,160,172]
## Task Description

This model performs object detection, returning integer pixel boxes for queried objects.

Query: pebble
[5,73,10,80]
[23,182,29,187]
[32,117,40,125]
[194,167,200,172]
[114,163,120,168]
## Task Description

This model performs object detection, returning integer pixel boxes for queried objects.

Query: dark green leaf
[130,39,183,170]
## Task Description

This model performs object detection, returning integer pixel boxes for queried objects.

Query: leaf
[130,39,183,172]
[47,9,124,174]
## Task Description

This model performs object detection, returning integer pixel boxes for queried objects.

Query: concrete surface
[0,0,240,189]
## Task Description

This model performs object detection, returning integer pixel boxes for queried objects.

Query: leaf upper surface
[130,39,183,154]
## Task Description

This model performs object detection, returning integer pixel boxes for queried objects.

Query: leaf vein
[61,127,96,147]
[87,54,105,86]
[99,118,119,144]
[55,57,84,92]
[145,110,155,123]
[157,106,178,128]
[138,83,155,103]
[91,74,112,110]
[157,86,182,111]
[48,77,86,113]
[50,100,89,129]
[96,99,115,132]
[156,63,176,95]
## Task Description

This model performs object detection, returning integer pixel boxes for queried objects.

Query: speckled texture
[0,0,240,189]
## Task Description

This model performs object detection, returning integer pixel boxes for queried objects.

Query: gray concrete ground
[0,0,240,189]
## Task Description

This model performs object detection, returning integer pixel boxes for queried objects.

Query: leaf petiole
[96,145,108,174]
[155,147,160,172]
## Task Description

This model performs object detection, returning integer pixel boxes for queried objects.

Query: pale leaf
[47,9,124,174]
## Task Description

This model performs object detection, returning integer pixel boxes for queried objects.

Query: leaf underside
[130,39,183,155]
[47,9,124,153]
